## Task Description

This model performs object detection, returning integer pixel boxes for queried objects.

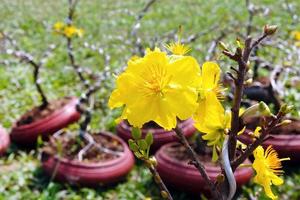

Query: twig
[231,111,284,170]
[131,0,157,56]
[223,32,269,161]
[205,31,226,61]
[148,163,174,200]
[3,34,49,107]
[66,0,89,88]
[173,126,222,199]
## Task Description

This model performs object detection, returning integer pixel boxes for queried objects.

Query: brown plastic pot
[41,131,135,186]
[239,118,300,162]
[155,143,253,195]
[10,97,80,146]
[0,125,10,155]
[117,119,196,152]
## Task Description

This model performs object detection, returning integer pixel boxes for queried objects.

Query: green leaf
[137,139,148,151]
[145,132,153,146]
[131,127,142,140]
[134,151,143,159]
[128,139,139,152]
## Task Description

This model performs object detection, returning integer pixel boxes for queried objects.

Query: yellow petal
[201,62,221,90]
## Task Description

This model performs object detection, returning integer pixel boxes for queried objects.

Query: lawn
[0,0,300,199]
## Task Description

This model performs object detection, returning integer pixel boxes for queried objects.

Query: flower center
[143,64,172,96]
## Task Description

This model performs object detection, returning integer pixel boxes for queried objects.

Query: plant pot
[0,125,10,155]
[10,97,80,146]
[155,143,253,195]
[116,119,196,152]
[41,131,135,186]
[239,117,300,162]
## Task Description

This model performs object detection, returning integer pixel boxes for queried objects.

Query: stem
[148,163,173,200]
[31,60,48,107]
[66,0,89,88]
[228,33,268,161]
[173,126,221,199]
[231,112,283,170]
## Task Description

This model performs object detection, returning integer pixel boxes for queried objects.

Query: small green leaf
[128,139,139,152]
[137,139,148,151]
[132,127,142,140]
[145,132,153,146]
[134,151,143,159]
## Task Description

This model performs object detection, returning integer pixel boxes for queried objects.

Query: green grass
[0,0,300,199]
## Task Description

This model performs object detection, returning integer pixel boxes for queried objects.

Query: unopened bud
[258,101,272,116]
[278,119,292,127]
[218,41,229,51]
[241,101,273,120]
[264,25,278,35]
[245,78,253,85]
[279,104,294,114]
[149,156,157,167]
[161,191,169,199]
[154,174,161,183]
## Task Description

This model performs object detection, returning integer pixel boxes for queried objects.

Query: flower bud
[161,191,169,199]
[218,41,229,51]
[149,156,157,167]
[264,25,278,35]
[277,119,292,127]
[279,104,294,114]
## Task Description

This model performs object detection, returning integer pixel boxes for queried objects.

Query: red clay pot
[117,119,196,152]
[239,118,300,162]
[155,143,253,195]
[0,125,10,155]
[42,131,135,186]
[10,97,80,146]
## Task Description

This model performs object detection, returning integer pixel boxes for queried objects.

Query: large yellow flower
[253,146,290,200]
[193,62,224,124]
[109,48,200,130]
[193,62,225,160]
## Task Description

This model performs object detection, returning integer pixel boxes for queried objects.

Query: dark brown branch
[231,111,284,170]
[224,32,269,161]
[173,126,221,199]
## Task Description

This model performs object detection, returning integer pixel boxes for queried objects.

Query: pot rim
[155,142,252,173]
[11,97,79,131]
[43,131,133,168]
[118,118,194,136]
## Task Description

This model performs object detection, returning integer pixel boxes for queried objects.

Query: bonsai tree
[108,25,292,200]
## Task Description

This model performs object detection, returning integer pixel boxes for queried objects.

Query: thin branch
[173,126,222,199]
[3,34,49,107]
[65,0,89,88]
[231,111,284,170]
[131,0,157,56]
[148,163,174,200]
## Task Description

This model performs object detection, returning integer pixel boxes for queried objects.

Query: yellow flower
[165,41,191,56]
[63,26,78,38]
[193,62,224,127]
[253,146,290,200]
[292,31,300,41]
[109,48,200,130]
[53,21,65,32]
[194,103,231,161]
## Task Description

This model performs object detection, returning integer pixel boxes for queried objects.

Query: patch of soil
[43,132,124,163]
[244,117,300,135]
[17,97,73,126]
[164,143,215,164]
